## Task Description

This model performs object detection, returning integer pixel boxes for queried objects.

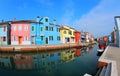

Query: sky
[0,0,120,37]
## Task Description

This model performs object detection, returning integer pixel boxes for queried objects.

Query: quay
[0,42,96,53]
[98,44,120,76]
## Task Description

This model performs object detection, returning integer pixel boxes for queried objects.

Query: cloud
[73,0,120,37]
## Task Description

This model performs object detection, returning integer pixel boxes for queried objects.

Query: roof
[60,27,69,30]
[114,16,120,18]
[12,20,36,24]
[0,21,12,25]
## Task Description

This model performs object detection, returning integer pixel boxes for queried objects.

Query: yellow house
[60,26,75,43]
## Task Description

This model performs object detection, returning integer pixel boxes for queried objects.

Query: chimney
[53,19,56,24]
[36,16,40,22]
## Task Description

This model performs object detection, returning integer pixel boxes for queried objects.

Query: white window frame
[14,26,16,31]
[18,25,22,31]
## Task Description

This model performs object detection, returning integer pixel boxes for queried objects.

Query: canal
[0,44,99,76]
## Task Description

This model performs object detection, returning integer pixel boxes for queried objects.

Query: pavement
[99,43,120,76]
[105,45,120,76]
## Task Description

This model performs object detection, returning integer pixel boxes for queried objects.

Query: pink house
[11,20,35,45]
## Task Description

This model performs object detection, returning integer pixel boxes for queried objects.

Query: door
[18,36,22,45]
[45,37,48,44]
[32,36,35,44]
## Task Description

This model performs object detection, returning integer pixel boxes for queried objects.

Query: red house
[74,31,81,43]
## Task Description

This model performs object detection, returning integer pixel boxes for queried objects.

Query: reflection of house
[13,54,33,70]
[11,20,35,45]
[75,49,82,56]
[61,50,75,62]
[32,52,61,72]
[0,21,11,45]
[0,56,14,70]
[60,26,75,43]
[30,16,60,45]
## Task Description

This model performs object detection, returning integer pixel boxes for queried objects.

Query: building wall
[60,26,75,43]
[114,16,120,47]
[11,23,30,45]
[30,17,60,45]
[0,24,10,45]
[74,32,81,43]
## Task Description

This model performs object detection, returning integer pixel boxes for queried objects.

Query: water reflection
[0,45,98,76]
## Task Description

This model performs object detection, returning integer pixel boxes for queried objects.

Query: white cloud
[73,0,120,37]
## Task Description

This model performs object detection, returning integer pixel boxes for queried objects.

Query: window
[40,27,43,31]
[18,25,22,31]
[24,26,28,31]
[68,31,72,35]
[3,37,6,41]
[49,36,53,40]
[4,26,6,32]
[14,26,16,31]
[41,36,44,41]
[50,27,53,31]
[28,63,31,69]
[57,28,60,32]
[64,31,66,34]
[17,64,21,69]
[45,26,48,31]
[13,36,16,41]
[45,18,48,22]
[32,26,34,31]
[22,64,26,69]
[57,36,60,41]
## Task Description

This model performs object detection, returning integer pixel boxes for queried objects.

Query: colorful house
[30,16,60,45]
[11,20,35,45]
[74,31,82,43]
[60,26,75,44]
[0,21,11,45]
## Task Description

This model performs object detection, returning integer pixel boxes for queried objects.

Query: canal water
[0,45,99,76]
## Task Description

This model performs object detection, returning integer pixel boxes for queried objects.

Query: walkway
[99,44,120,76]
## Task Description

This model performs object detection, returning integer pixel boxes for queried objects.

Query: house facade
[0,22,11,45]
[60,26,75,44]
[11,20,35,45]
[74,31,82,44]
[30,16,60,45]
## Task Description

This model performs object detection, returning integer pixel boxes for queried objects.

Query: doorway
[45,37,48,44]
[32,36,35,44]
[18,36,22,45]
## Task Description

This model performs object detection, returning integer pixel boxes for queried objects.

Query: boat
[97,49,104,52]
[97,40,106,52]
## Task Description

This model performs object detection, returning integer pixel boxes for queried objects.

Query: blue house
[0,21,11,45]
[30,16,60,45]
